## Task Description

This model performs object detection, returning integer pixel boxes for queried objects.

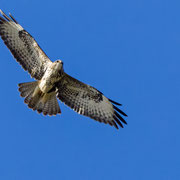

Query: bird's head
[54,59,64,74]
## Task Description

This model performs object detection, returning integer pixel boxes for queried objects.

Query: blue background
[0,0,179,179]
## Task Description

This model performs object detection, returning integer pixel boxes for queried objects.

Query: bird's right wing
[56,73,127,129]
[0,10,52,80]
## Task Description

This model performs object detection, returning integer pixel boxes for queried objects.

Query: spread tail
[18,81,61,116]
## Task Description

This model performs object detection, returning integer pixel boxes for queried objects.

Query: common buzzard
[0,10,127,129]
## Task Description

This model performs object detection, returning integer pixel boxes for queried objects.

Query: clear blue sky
[0,0,179,179]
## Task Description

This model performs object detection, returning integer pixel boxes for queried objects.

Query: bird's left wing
[56,73,127,129]
[0,10,52,80]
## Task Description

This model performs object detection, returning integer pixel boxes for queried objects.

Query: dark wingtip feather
[9,13,18,24]
[113,105,128,117]
[108,121,113,127]
[108,98,122,106]
[114,111,127,125]
[0,10,11,21]
[111,120,119,129]
[0,16,5,23]
[113,116,124,128]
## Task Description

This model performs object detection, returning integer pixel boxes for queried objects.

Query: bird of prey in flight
[0,10,127,129]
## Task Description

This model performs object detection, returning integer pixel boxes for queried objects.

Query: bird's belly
[39,78,53,93]
[39,69,55,93]
[38,65,62,93]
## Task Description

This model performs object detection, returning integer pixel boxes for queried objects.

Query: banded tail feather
[18,81,61,116]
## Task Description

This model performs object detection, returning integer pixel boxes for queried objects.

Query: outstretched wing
[56,74,127,129]
[0,10,52,80]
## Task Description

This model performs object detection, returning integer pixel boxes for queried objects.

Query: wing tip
[108,98,122,106]
[0,10,5,22]
[0,10,11,21]
[111,120,119,129]
[0,9,3,15]
[0,10,18,24]
[113,115,124,128]
[112,104,128,129]
[9,13,18,24]
[113,105,128,117]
